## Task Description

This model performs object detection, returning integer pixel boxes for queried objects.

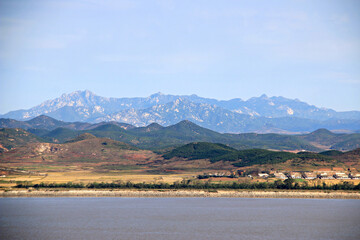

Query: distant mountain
[2,117,359,152]
[82,121,135,130]
[129,123,164,134]
[1,90,359,133]
[0,115,91,130]
[96,99,266,132]
[0,115,134,131]
[298,128,360,151]
[0,90,181,121]
[214,94,360,120]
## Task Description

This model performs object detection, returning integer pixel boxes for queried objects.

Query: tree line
[15,179,360,191]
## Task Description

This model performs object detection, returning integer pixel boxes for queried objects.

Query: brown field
[0,168,204,188]
[1,168,360,189]
[1,138,359,190]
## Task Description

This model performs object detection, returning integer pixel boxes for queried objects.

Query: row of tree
[15,179,360,191]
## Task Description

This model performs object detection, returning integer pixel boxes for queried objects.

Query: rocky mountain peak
[1,91,360,133]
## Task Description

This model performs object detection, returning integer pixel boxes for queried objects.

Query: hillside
[331,148,360,169]
[162,142,343,169]
[163,142,237,160]
[1,118,360,151]
[0,128,43,152]
[87,121,324,151]
[129,123,164,134]
[225,132,320,151]
[163,142,297,167]
[65,133,97,143]
[0,115,91,131]
[299,129,360,151]
[40,127,79,143]
[0,137,157,167]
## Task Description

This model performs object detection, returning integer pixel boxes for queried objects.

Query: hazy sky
[0,0,359,113]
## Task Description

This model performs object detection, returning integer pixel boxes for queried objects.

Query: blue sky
[0,0,359,113]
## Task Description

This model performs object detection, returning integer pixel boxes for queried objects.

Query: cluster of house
[257,171,360,180]
[206,172,230,177]
[198,169,360,180]
[197,171,237,179]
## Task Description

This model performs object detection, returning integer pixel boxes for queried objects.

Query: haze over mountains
[1,90,359,133]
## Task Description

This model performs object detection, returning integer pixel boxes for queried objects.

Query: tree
[284,178,295,189]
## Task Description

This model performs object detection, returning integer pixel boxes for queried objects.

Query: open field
[1,169,360,189]
[0,169,202,188]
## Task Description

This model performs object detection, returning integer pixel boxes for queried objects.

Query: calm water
[0,197,359,240]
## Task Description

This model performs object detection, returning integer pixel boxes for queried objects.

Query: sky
[0,0,359,114]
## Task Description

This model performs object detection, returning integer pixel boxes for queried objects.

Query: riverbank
[1,189,359,199]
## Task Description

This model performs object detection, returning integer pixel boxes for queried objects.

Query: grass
[99,165,143,171]
[0,170,198,186]
[1,168,360,189]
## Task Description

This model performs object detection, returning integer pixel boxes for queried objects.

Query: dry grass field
[0,168,204,188]
[1,168,360,189]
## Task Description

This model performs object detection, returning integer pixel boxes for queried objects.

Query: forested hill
[162,142,352,168]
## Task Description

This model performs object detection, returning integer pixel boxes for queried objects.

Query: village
[198,169,360,180]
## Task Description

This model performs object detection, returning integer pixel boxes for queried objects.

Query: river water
[0,197,359,240]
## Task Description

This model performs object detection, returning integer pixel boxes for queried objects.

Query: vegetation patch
[16,180,360,191]
[163,143,303,167]
[99,165,142,171]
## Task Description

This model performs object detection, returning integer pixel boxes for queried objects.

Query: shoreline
[1,189,360,199]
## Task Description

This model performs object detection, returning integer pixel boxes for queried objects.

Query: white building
[258,173,269,178]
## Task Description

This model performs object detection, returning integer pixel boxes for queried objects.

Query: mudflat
[1,189,359,199]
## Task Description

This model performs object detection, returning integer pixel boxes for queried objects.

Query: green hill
[230,150,297,167]
[319,150,344,156]
[163,142,298,167]
[163,142,237,160]
[41,127,79,143]
[330,134,360,151]
[226,133,320,151]
[299,128,341,147]
[163,142,342,168]
[65,133,97,143]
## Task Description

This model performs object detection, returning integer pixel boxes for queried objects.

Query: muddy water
[1,198,359,240]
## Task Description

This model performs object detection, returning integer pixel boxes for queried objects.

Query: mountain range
[1,90,360,133]
[1,115,360,152]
